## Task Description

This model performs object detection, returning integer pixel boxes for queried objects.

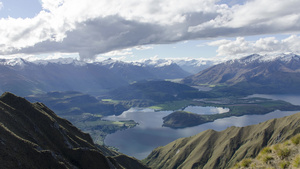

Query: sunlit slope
[233,134,300,168]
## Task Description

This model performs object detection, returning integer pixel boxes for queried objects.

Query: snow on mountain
[135,58,217,74]
[183,53,300,95]
[0,58,27,67]
[237,53,300,64]
[32,58,87,66]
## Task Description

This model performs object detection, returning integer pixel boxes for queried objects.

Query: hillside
[0,92,148,169]
[144,112,300,169]
[183,53,300,95]
[233,134,300,168]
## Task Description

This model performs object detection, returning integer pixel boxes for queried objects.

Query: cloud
[102,48,133,57]
[0,0,300,60]
[0,2,3,10]
[208,35,300,58]
[41,0,64,12]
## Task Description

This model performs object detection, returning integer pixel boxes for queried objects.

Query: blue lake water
[104,94,300,160]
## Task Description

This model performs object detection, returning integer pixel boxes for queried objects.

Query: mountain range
[183,53,300,95]
[0,58,194,97]
[0,92,148,169]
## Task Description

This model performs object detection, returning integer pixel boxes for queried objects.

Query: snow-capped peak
[0,58,27,66]
[32,58,87,66]
[137,58,175,67]
[236,53,300,64]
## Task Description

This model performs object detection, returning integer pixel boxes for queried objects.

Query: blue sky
[0,0,42,18]
[0,0,299,62]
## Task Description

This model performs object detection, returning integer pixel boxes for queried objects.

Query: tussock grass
[233,133,300,169]
[260,147,272,155]
[240,158,252,167]
[262,155,274,164]
[276,147,291,160]
[293,155,300,168]
[291,134,300,145]
[279,160,290,169]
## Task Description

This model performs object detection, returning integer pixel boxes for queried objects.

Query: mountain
[102,58,191,80]
[102,80,199,104]
[144,112,300,169]
[0,58,190,97]
[137,58,216,74]
[0,58,127,96]
[173,59,216,74]
[183,53,300,94]
[0,92,148,169]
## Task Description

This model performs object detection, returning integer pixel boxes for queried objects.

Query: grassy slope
[233,134,300,169]
[144,112,300,169]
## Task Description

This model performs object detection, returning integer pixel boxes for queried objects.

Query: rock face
[0,92,148,169]
[144,112,300,169]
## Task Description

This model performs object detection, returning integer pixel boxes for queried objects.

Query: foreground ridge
[0,92,148,169]
[144,112,300,169]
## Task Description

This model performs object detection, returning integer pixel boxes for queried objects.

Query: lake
[104,94,300,160]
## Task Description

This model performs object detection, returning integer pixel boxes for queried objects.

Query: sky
[0,0,300,62]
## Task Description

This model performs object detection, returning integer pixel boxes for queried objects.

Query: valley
[1,53,300,168]
[2,1,300,168]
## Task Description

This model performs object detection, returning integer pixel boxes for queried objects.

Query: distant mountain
[144,112,300,169]
[0,58,190,96]
[137,58,216,74]
[102,80,198,104]
[100,58,191,81]
[183,53,300,95]
[0,92,148,169]
[173,59,216,74]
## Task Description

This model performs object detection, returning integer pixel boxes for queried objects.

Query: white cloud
[208,35,300,59]
[101,48,133,57]
[41,0,64,12]
[0,0,300,60]
[134,46,154,51]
